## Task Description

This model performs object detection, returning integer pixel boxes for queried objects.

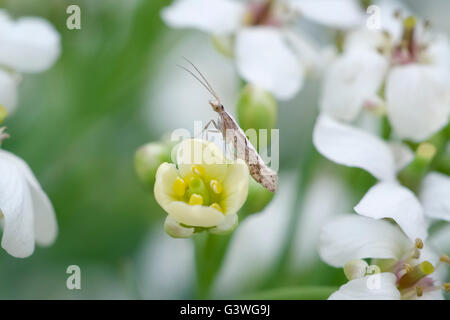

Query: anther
[192,165,205,176]
[189,194,204,206]
[440,254,450,265]
[403,263,414,273]
[210,179,223,194]
[415,238,423,249]
[173,177,186,196]
[415,286,423,297]
[443,283,450,292]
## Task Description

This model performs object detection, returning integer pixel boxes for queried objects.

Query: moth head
[209,100,224,113]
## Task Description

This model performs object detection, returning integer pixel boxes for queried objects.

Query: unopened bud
[344,259,369,280]
[237,84,277,133]
[240,177,274,219]
[0,105,7,124]
[164,216,194,238]
[134,142,172,189]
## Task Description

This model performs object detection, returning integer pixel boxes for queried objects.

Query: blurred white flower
[420,171,450,222]
[313,114,429,241]
[290,170,353,270]
[320,215,448,300]
[320,6,450,142]
[137,227,195,299]
[213,171,295,297]
[162,0,362,100]
[0,10,60,113]
[0,149,57,258]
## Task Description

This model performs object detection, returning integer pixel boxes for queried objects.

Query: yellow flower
[154,139,249,237]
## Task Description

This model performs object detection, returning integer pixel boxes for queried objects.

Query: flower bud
[343,259,369,280]
[0,105,7,124]
[240,177,274,219]
[164,216,194,238]
[134,142,172,189]
[237,84,277,133]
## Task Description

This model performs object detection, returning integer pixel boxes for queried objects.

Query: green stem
[194,233,232,299]
[261,145,318,288]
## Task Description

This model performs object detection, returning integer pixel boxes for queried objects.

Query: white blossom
[320,4,450,142]
[162,0,363,100]
[321,215,448,300]
[0,149,57,258]
[0,10,60,113]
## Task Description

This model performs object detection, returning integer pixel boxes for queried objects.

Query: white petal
[0,69,18,113]
[386,65,450,142]
[0,151,34,257]
[355,182,428,241]
[0,15,61,73]
[313,114,396,181]
[429,224,450,257]
[420,172,450,221]
[290,0,363,29]
[388,142,414,171]
[319,215,410,267]
[0,150,57,246]
[235,27,303,100]
[161,0,245,34]
[319,48,388,122]
[283,29,324,75]
[328,273,401,300]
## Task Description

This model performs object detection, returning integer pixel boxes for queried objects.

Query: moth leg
[202,119,222,141]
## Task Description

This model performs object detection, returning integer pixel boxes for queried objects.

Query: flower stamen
[414,238,423,249]
[210,179,223,194]
[415,286,423,297]
[189,194,204,206]
[192,165,205,177]
[173,177,186,196]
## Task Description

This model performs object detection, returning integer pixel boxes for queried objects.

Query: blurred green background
[0,0,447,299]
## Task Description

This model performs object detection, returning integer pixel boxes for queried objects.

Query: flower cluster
[162,0,363,100]
[0,10,60,258]
[151,0,449,300]
[314,4,449,300]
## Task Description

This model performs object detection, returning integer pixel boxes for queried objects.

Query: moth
[179,59,278,193]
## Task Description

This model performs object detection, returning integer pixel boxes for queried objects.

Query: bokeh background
[0,0,448,299]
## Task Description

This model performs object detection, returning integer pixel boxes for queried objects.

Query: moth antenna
[181,57,221,103]
[177,64,218,100]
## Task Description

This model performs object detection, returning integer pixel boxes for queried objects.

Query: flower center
[172,165,225,213]
[243,0,284,27]
[393,239,450,299]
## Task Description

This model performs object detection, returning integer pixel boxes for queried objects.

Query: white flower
[320,8,450,142]
[420,171,450,222]
[162,0,363,100]
[0,149,57,258]
[0,10,61,113]
[320,215,448,300]
[313,114,429,240]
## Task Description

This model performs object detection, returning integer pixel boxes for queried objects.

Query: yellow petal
[166,202,225,227]
[221,159,249,215]
[154,163,180,210]
[177,139,228,182]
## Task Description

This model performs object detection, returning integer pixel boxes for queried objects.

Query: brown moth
[179,59,278,193]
